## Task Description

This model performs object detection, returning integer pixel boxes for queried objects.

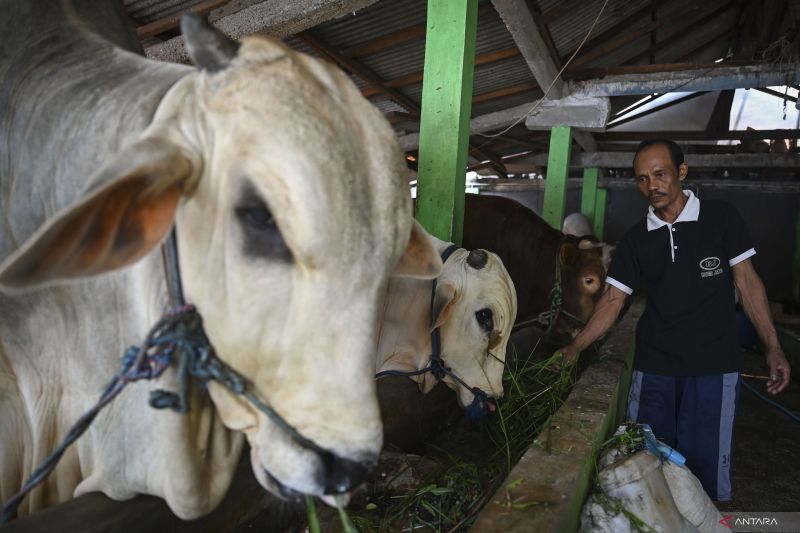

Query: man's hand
[551,344,580,371]
[765,346,791,394]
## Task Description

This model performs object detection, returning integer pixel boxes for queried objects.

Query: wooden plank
[530,151,800,168]
[581,167,599,225]
[597,129,800,142]
[415,0,479,244]
[492,0,565,98]
[542,126,572,229]
[472,81,539,104]
[296,31,420,115]
[135,0,231,38]
[568,63,800,97]
[593,187,607,241]
[340,3,494,57]
[569,0,717,69]
[361,47,520,98]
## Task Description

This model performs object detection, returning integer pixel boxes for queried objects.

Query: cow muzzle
[463,388,498,423]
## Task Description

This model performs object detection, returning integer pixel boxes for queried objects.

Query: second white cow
[376,235,517,420]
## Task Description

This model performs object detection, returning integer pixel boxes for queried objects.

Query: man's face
[633,143,688,211]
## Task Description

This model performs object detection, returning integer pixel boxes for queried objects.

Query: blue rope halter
[0,229,341,523]
[375,245,498,423]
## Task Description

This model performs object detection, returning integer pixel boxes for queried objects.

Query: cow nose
[323,454,372,494]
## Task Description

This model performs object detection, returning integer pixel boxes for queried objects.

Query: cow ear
[431,281,458,330]
[0,139,194,290]
[182,12,240,72]
[559,243,578,267]
[578,239,603,250]
[392,220,443,279]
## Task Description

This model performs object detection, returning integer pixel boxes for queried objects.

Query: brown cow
[462,194,606,335]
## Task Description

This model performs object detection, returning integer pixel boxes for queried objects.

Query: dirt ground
[715,349,800,513]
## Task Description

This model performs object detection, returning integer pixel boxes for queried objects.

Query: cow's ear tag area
[182,12,240,72]
[0,140,193,290]
[431,281,458,331]
[559,243,578,267]
[392,220,443,279]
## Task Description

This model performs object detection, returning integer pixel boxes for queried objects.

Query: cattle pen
[1,0,800,532]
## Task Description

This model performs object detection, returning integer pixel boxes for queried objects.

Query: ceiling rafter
[297,30,508,176]
[361,47,520,98]
[568,0,715,70]
[136,0,230,38]
[339,3,495,57]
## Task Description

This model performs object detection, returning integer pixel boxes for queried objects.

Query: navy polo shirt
[606,190,756,376]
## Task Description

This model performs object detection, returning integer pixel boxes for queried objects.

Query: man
[557,139,791,502]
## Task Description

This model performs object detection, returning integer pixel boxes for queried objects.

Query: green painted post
[581,167,599,225]
[594,188,608,241]
[542,126,572,229]
[415,0,478,245]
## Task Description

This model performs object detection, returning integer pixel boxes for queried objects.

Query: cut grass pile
[312,334,597,532]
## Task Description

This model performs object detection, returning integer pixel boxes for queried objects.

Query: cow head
[427,248,516,416]
[0,14,442,509]
[558,238,606,333]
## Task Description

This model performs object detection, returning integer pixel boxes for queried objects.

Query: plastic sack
[662,461,728,533]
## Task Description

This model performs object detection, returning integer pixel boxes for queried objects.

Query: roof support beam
[491,0,565,98]
[597,129,800,142]
[529,152,800,168]
[144,0,380,62]
[569,63,800,97]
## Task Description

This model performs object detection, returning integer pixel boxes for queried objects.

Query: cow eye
[235,185,292,262]
[475,308,494,332]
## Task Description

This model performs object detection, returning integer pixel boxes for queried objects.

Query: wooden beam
[620,1,738,67]
[340,3,494,57]
[542,126,572,229]
[581,167,599,225]
[569,0,714,70]
[470,177,800,193]
[525,0,563,72]
[416,0,479,244]
[492,0,565,98]
[597,129,800,142]
[472,81,539,104]
[593,188,607,240]
[135,0,230,38]
[572,130,598,153]
[296,31,420,115]
[756,87,798,103]
[362,47,521,98]
[529,151,800,168]
[144,0,380,62]
[569,63,800,97]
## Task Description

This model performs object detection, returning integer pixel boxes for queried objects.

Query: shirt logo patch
[699,257,721,270]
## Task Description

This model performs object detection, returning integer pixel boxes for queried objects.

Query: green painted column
[542,126,572,229]
[415,0,478,245]
[594,187,608,241]
[581,167,599,225]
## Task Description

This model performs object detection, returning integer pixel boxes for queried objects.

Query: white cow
[0,1,441,520]
[376,235,517,416]
[562,213,616,272]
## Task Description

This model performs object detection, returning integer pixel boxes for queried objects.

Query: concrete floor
[716,349,800,513]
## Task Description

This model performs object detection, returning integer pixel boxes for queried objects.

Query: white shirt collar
[646,189,700,231]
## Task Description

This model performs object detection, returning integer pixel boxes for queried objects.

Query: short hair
[633,139,684,170]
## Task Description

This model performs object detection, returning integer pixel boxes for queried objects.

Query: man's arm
[732,258,791,394]
[554,284,628,368]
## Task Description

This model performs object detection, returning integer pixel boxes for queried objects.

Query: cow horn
[181,12,240,72]
[578,239,604,250]
[466,249,488,270]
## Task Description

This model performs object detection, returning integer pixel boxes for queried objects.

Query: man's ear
[679,162,688,181]
[392,220,443,279]
[431,280,458,330]
[0,138,195,290]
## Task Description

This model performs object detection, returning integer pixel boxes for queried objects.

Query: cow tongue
[320,492,352,508]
